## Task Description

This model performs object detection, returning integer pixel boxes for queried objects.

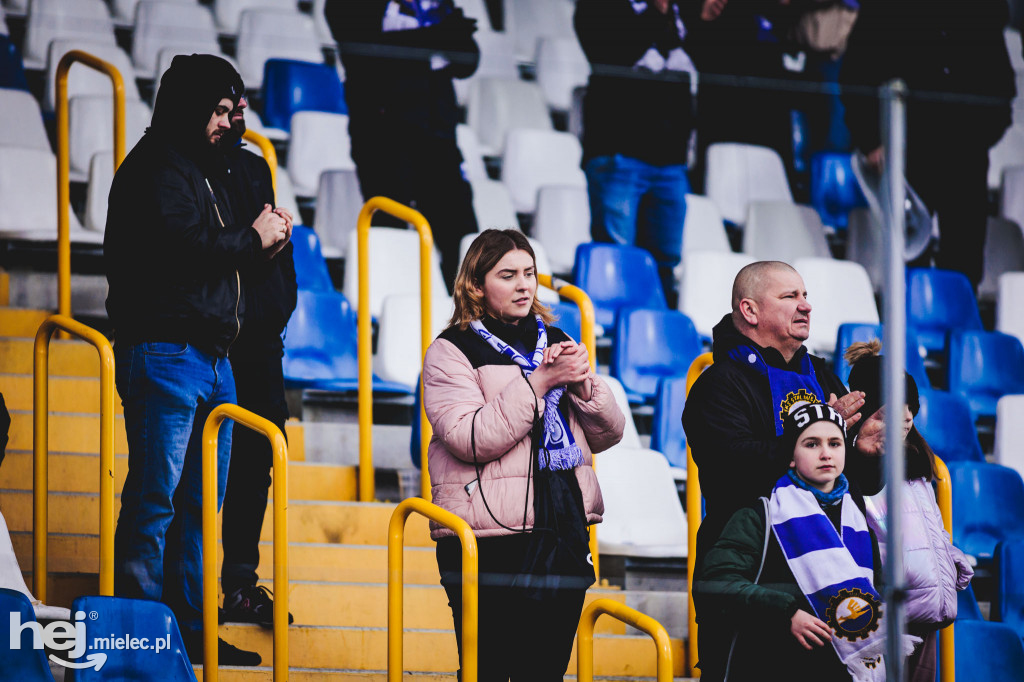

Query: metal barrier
[577,598,674,682]
[202,404,289,681]
[388,498,477,682]
[55,51,126,320]
[684,351,713,676]
[242,129,278,198]
[934,455,954,682]
[33,315,116,601]
[355,197,434,501]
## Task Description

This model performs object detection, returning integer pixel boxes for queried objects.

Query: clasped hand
[529,341,593,400]
[252,204,293,258]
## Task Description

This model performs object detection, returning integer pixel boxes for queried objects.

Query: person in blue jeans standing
[574,0,698,301]
[103,54,291,666]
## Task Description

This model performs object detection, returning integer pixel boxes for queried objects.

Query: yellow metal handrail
[684,351,713,677]
[242,129,278,198]
[202,404,289,681]
[934,455,954,682]
[356,197,434,501]
[577,599,674,682]
[33,315,116,601]
[388,498,477,682]
[56,51,126,320]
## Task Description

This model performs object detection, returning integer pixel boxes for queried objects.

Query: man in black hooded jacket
[104,54,289,665]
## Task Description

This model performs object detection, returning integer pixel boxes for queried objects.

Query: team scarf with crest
[728,344,827,436]
[768,474,918,681]
[470,316,584,471]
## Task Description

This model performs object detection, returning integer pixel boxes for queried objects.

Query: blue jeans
[113,342,235,632]
[584,154,691,290]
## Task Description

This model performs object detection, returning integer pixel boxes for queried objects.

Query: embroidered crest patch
[825,588,882,642]
[779,388,820,423]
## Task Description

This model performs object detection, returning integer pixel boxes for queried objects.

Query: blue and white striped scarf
[470,316,584,471]
[769,474,918,681]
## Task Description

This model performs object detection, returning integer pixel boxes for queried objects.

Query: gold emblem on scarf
[825,588,882,642]
[779,388,820,423]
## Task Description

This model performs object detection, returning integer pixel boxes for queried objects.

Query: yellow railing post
[684,352,713,677]
[55,50,126,320]
[202,404,289,682]
[242,129,277,199]
[538,274,601,580]
[577,598,675,682]
[33,315,115,601]
[388,498,477,682]
[933,456,954,682]
[355,197,434,501]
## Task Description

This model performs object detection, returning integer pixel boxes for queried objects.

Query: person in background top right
[845,340,974,682]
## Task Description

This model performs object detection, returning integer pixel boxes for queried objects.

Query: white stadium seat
[793,257,879,357]
[979,217,1024,302]
[998,272,1024,348]
[531,184,590,275]
[705,142,793,226]
[313,168,363,259]
[743,201,832,263]
[0,88,52,151]
[535,36,590,112]
[466,77,552,156]
[44,40,140,113]
[500,128,585,214]
[681,193,731,255]
[376,293,455,389]
[213,0,298,35]
[469,177,520,232]
[132,1,220,79]
[677,250,755,340]
[22,0,115,70]
[69,95,150,181]
[236,9,322,89]
[0,147,95,242]
[287,111,355,198]
[343,227,448,319]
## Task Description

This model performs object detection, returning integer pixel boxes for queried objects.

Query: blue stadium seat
[957,583,984,621]
[913,388,984,463]
[996,539,1024,639]
[651,375,688,469]
[832,322,930,390]
[809,152,867,231]
[947,329,1024,423]
[67,595,194,681]
[283,289,409,394]
[261,59,346,134]
[291,225,334,291]
[612,308,701,404]
[906,268,983,354]
[572,243,666,332]
[0,588,56,682]
[953,620,1024,682]
[0,36,29,92]
[948,461,1024,564]
[548,300,582,345]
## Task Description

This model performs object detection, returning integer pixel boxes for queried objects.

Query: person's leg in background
[638,163,690,306]
[584,154,643,248]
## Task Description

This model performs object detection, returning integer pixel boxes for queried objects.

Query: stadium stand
[131,1,221,79]
[844,207,885,292]
[676,250,754,341]
[22,0,116,70]
[996,539,1024,641]
[705,142,793,226]
[468,176,520,231]
[376,293,454,390]
[906,267,984,355]
[947,328,1024,423]
[573,242,667,332]
[535,35,590,113]
[455,123,488,180]
[69,94,150,181]
[452,29,518,107]
[611,308,701,404]
[112,0,194,27]
[531,184,591,274]
[287,111,355,198]
[0,86,51,151]
[679,193,730,255]
[742,201,833,264]
[312,168,362,259]
[995,394,1024,476]
[792,257,878,357]
[43,40,140,113]
[84,150,114,232]
[0,147,96,242]
[948,461,1024,565]
[236,8,322,90]
[650,375,689,470]
[602,375,642,450]
[998,271,1024,347]
[290,224,335,292]
[343,227,448,319]
[808,151,867,231]
[0,588,57,681]
[978,216,1024,301]
[213,0,297,36]
[832,322,930,390]
[466,77,551,156]
[914,388,985,464]
[260,59,346,136]
[954,620,1024,682]
[504,0,575,64]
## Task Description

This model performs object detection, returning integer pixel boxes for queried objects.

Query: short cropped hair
[731,261,798,312]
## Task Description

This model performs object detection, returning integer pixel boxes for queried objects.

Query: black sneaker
[184,634,262,667]
[222,584,294,628]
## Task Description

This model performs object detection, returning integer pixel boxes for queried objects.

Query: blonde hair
[843,339,883,365]
[448,229,554,330]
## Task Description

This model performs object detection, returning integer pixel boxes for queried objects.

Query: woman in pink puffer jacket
[422,229,625,681]
[845,341,973,682]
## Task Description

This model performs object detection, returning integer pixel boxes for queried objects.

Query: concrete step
[0,451,349,499]
[0,307,52,337]
[0,336,104,377]
[0,373,124,414]
[214,624,686,677]
[0,493,434,547]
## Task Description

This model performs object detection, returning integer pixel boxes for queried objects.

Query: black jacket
[682,315,882,569]
[574,0,696,166]
[104,55,262,357]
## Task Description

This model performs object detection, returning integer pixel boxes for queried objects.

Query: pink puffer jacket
[422,333,625,540]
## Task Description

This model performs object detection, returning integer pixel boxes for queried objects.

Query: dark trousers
[220,354,288,595]
[436,534,587,682]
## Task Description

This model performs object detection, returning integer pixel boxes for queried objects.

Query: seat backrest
[677,250,754,339]
[681,193,730,255]
[979,216,1024,301]
[948,461,1024,561]
[651,374,689,469]
[23,0,115,67]
[906,267,984,340]
[288,111,354,197]
[262,58,345,133]
[283,288,359,381]
[998,271,1024,348]
[532,184,590,274]
[793,257,878,356]
[0,86,51,151]
[214,0,297,34]
[844,207,884,292]
[996,394,1024,477]
[948,329,1024,408]
[705,142,793,225]
[573,243,667,328]
[743,201,832,263]
[1000,164,1024,232]
[990,127,1024,191]
[466,77,552,155]
[236,9,322,88]
[85,150,115,232]
[612,308,701,402]
[505,0,575,62]
[69,95,150,176]
[953,620,1024,682]
[0,588,56,681]
[996,539,1024,635]
[132,1,219,78]
[0,147,84,236]
[535,35,590,112]
[547,299,582,342]
[343,227,448,318]
[809,151,866,230]
[453,29,518,106]
[914,388,984,463]
[312,168,361,259]
[832,322,930,390]
[0,35,30,92]
[456,123,488,180]
[501,128,585,213]
[600,376,641,449]
[469,176,519,231]
[957,583,984,621]
[112,0,193,25]
[290,224,334,291]
[376,293,454,389]
[593,446,688,556]
[44,39,140,112]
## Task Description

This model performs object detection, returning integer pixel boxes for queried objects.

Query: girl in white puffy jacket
[845,341,974,682]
